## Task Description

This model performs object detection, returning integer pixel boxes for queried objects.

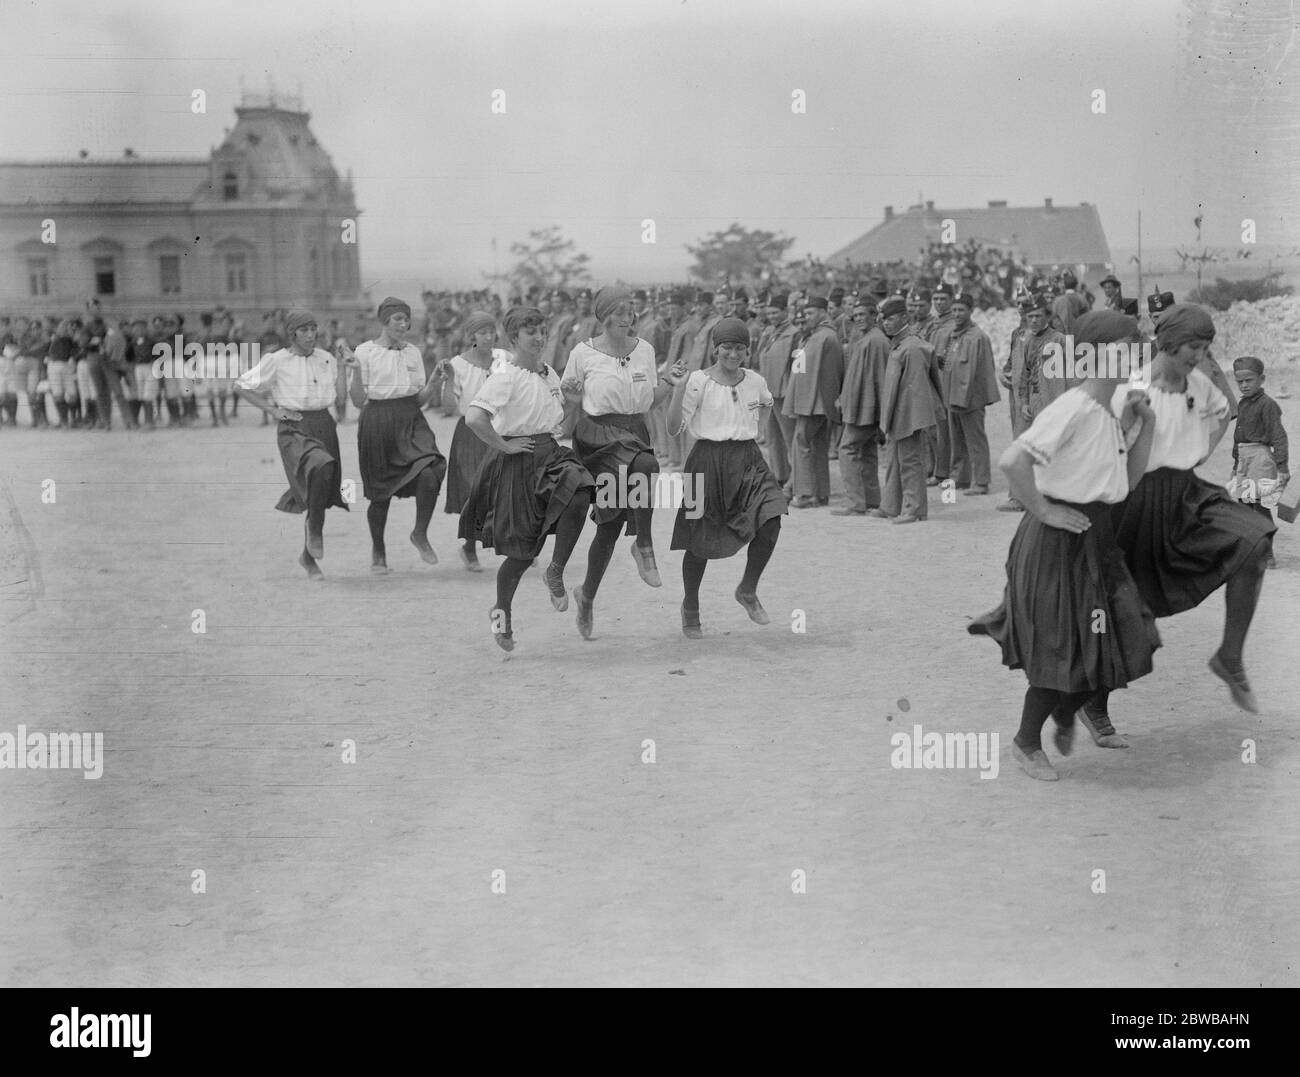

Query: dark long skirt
[457,432,595,560]
[357,394,446,500]
[444,415,491,514]
[573,411,654,534]
[1113,467,1275,618]
[670,438,787,559]
[967,500,1160,693]
[274,409,349,514]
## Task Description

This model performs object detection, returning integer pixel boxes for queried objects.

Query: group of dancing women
[234,295,1273,776]
[968,306,1274,780]
[233,288,787,650]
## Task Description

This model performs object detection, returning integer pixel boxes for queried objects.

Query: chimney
[987,200,1007,208]
[884,205,894,220]
[1044,197,1054,210]
[925,200,934,211]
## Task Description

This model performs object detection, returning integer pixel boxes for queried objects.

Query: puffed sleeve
[470,366,514,416]
[565,345,586,385]
[1199,369,1230,421]
[1108,383,1144,449]
[406,344,426,393]
[1017,393,1078,466]
[679,370,707,427]
[234,348,278,393]
[639,339,658,387]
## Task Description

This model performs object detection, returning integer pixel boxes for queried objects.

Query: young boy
[1231,355,1288,569]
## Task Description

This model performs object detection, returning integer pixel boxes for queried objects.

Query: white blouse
[565,338,658,416]
[1017,387,1131,505]
[1144,368,1230,472]
[470,361,565,437]
[354,340,426,400]
[678,369,773,442]
[449,350,510,416]
[234,347,338,411]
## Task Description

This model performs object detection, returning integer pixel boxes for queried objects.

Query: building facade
[0,95,366,322]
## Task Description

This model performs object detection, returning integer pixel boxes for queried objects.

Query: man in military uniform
[755,292,799,490]
[1050,270,1088,334]
[941,292,1001,495]
[834,300,890,516]
[879,298,944,524]
[784,295,843,508]
[997,294,1036,512]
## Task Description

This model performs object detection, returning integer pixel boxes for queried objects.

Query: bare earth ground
[0,398,1296,988]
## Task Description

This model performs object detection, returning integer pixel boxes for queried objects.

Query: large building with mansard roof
[0,94,366,321]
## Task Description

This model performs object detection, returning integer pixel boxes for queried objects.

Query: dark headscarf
[284,310,317,336]
[1072,310,1140,347]
[377,297,411,325]
[502,306,544,341]
[1155,304,1216,352]
[712,317,751,348]
[461,311,497,341]
[593,285,632,323]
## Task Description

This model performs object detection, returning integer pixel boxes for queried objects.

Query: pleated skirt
[670,438,788,560]
[274,409,349,515]
[573,411,655,534]
[967,499,1160,693]
[357,394,446,501]
[444,415,491,514]
[1113,467,1275,618]
[457,432,595,560]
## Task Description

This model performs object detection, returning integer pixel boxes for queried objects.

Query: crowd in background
[0,234,1102,433]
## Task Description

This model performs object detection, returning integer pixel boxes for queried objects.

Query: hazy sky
[2,0,1295,288]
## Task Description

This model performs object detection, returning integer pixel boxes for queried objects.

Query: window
[309,247,319,289]
[94,256,116,296]
[160,255,182,295]
[27,258,49,297]
[223,171,238,200]
[224,253,248,294]
[331,248,342,291]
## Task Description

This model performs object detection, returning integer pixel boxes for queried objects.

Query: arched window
[223,172,238,200]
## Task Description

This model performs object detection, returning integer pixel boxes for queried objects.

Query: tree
[483,226,592,295]
[685,223,796,287]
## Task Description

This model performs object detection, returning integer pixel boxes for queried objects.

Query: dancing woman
[561,285,676,639]
[968,311,1159,780]
[443,310,510,571]
[343,297,447,574]
[459,307,595,651]
[1073,304,1275,742]
[233,310,350,579]
[666,317,788,638]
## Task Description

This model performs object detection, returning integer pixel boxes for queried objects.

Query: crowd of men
[786,238,1046,312]
[0,263,1137,471]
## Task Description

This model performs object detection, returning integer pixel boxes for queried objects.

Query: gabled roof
[0,160,210,205]
[829,203,1112,266]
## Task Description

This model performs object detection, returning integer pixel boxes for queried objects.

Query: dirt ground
[1,397,1296,987]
